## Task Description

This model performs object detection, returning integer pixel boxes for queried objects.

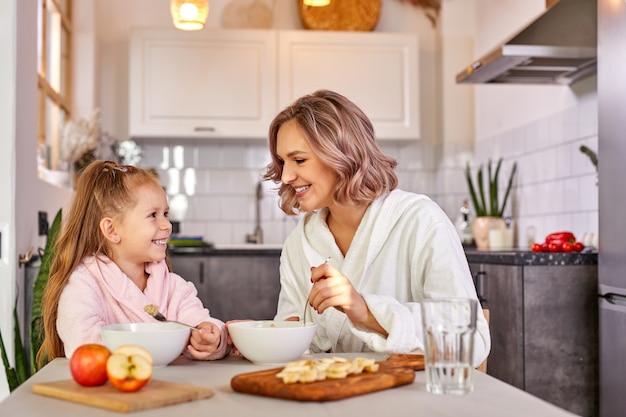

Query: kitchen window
[37,0,72,178]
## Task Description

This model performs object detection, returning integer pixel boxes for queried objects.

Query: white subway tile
[222,144,247,168]
[197,144,222,168]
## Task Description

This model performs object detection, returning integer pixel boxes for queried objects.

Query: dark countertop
[465,248,598,266]
[168,245,598,266]
[168,245,282,257]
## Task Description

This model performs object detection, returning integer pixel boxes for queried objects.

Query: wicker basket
[298,0,381,32]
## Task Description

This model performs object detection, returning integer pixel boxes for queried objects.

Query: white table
[0,353,578,416]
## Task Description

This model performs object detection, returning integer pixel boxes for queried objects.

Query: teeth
[154,239,167,245]
[295,185,309,193]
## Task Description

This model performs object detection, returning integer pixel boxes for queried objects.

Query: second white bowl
[228,320,317,365]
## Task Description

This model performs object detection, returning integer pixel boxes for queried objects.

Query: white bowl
[228,320,317,365]
[101,322,190,367]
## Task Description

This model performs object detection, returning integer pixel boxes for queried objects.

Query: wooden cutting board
[231,354,423,402]
[32,379,213,413]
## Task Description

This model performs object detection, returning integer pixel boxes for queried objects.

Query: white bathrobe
[275,189,491,366]
[57,255,229,359]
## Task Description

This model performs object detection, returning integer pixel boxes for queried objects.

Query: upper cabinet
[279,30,420,140]
[129,29,419,141]
[129,29,277,140]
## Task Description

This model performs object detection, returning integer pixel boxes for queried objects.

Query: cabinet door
[169,255,281,322]
[168,255,212,307]
[204,256,280,321]
[278,30,420,140]
[470,263,524,388]
[129,29,277,140]
[523,265,599,417]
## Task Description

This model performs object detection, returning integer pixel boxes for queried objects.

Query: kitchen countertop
[168,244,282,257]
[169,245,598,266]
[464,248,598,266]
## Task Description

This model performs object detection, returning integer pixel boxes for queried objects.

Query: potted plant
[1,209,61,391]
[465,158,517,249]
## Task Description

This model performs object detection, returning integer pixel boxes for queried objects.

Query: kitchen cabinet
[467,251,598,417]
[129,29,420,141]
[129,28,277,140]
[168,250,281,322]
[278,30,420,140]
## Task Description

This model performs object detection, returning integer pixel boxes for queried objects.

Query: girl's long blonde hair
[37,160,161,364]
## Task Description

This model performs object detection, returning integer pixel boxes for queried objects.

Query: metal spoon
[143,304,199,331]
[303,257,331,326]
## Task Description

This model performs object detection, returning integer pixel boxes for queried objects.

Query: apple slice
[112,344,154,367]
[106,348,153,392]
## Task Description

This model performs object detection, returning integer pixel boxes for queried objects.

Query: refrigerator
[598,1,626,416]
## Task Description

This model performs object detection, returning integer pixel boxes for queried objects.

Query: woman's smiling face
[276,120,338,213]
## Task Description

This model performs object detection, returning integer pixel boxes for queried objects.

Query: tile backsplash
[137,100,598,248]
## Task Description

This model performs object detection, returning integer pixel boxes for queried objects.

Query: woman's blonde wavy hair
[37,160,162,365]
[262,89,398,215]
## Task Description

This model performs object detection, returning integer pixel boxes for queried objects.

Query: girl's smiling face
[276,120,338,213]
[113,181,172,266]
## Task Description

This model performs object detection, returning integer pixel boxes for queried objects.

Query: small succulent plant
[465,158,517,218]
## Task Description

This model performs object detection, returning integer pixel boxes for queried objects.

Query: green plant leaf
[0,323,20,392]
[579,145,598,169]
[477,166,487,217]
[465,163,485,217]
[13,307,28,385]
[31,208,62,372]
[499,162,517,217]
[490,159,503,216]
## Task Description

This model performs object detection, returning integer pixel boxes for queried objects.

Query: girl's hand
[186,321,222,360]
[309,262,388,337]
[225,320,252,357]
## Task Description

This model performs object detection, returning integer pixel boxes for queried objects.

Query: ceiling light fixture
[171,0,209,31]
[303,0,331,6]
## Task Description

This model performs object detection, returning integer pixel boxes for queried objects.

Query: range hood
[456,0,597,85]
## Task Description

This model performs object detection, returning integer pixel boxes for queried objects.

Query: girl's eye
[149,212,157,218]
[164,211,169,218]
[295,159,305,164]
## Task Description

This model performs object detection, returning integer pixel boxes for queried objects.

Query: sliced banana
[276,356,379,384]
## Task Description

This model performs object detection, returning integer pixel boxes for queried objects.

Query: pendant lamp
[171,0,209,31]
[303,0,331,6]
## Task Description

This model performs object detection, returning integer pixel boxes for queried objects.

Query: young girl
[38,160,228,364]
[263,90,490,366]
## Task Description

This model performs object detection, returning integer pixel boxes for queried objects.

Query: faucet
[246,181,263,244]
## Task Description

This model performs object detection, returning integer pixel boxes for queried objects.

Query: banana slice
[275,356,379,384]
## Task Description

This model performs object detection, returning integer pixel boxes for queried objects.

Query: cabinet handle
[199,262,204,285]
[194,127,216,132]
[474,270,487,305]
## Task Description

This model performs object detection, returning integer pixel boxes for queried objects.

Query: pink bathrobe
[57,255,228,359]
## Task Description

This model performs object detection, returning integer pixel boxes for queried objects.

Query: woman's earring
[114,236,120,242]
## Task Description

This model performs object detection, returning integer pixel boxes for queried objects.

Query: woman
[262,90,490,366]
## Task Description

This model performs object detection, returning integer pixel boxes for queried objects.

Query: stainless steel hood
[456,0,597,85]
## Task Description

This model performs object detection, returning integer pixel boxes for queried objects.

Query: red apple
[69,344,111,387]
[106,345,153,392]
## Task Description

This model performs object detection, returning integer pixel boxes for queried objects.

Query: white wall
[0,0,18,401]
[1,0,73,402]
[470,0,598,245]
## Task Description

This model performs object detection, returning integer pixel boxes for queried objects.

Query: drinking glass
[421,297,478,395]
